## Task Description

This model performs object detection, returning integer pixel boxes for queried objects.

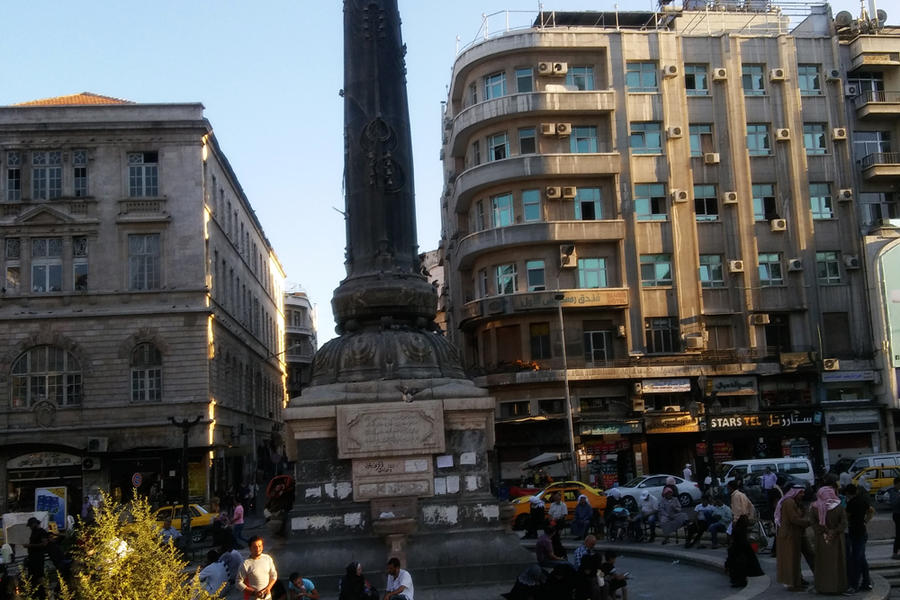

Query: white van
[848,453,900,475]
[720,457,815,485]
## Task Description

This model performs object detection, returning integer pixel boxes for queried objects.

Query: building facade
[0,93,286,520]
[439,6,887,485]
[284,290,317,399]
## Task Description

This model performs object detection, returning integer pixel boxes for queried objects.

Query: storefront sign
[35,487,67,532]
[710,377,757,396]
[7,452,81,470]
[644,413,699,434]
[825,409,880,434]
[580,421,643,436]
[821,370,876,383]
[709,410,822,430]
[642,378,691,394]
[510,289,630,311]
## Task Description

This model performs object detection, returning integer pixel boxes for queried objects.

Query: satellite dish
[876,9,887,24]
[835,11,853,27]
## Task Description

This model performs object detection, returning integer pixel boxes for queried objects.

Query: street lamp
[554,293,578,481]
[169,415,202,553]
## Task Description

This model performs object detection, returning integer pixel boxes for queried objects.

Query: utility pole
[554,293,578,480]
[169,415,202,554]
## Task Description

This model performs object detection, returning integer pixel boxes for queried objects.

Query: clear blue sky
[0,1,863,343]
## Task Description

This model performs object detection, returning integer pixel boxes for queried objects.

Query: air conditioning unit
[685,335,705,350]
[663,64,679,78]
[712,67,728,81]
[844,83,858,97]
[546,186,562,199]
[537,61,554,75]
[832,128,848,141]
[728,259,744,273]
[633,382,643,395]
[722,191,738,204]
[770,218,787,231]
[843,255,860,269]
[551,62,568,76]
[769,67,786,81]
[540,122,557,136]
[775,128,791,141]
[704,153,721,165]
[556,122,572,136]
[632,397,645,412]
[562,186,577,199]
[826,69,841,81]
[560,244,577,268]
[749,313,771,326]
[617,325,627,338]
[82,457,101,471]
[666,126,683,139]
[87,437,108,452]
[823,358,840,371]
[788,258,804,272]
[663,405,682,412]
[671,189,689,203]
[838,188,853,201]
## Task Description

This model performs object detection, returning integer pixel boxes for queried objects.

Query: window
[478,268,488,297]
[32,151,62,200]
[699,255,725,288]
[575,187,602,220]
[853,131,891,162]
[640,254,673,287]
[530,322,552,359]
[6,151,21,202]
[131,343,162,402]
[634,183,667,221]
[860,192,899,227]
[803,123,827,155]
[500,401,530,418]
[488,132,509,161]
[578,258,607,288]
[626,62,658,92]
[474,199,486,231]
[570,126,598,153]
[484,72,507,99]
[685,65,708,95]
[694,184,718,221]
[742,64,765,95]
[73,236,88,291]
[526,260,545,291]
[128,151,159,197]
[629,122,663,154]
[496,263,518,295]
[583,327,612,362]
[73,150,88,197]
[797,65,821,96]
[823,312,851,356]
[758,253,783,286]
[5,237,20,293]
[763,313,792,355]
[11,345,82,407]
[746,124,771,156]
[689,124,713,157]
[566,66,595,91]
[522,189,541,222]
[645,317,679,354]
[491,193,514,227]
[516,68,533,93]
[752,184,777,221]
[471,140,481,166]
[128,233,161,290]
[518,127,536,154]
[816,251,841,284]
[809,183,833,219]
[31,237,62,293]
[468,82,478,106]
[848,72,884,96]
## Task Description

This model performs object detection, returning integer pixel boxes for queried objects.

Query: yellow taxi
[510,481,606,530]
[852,466,900,497]
[154,504,216,542]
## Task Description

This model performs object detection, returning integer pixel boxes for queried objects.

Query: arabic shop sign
[710,377,757,396]
[709,410,822,430]
[644,413,700,433]
[510,289,629,312]
[7,452,81,470]
[580,421,643,436]
[642,378,691,393]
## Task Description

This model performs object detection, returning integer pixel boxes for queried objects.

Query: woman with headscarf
[501,564,546,600]
[639,491,659,542]
[525,495,545,539]
[775,485,810,591]
[726,515,765,588]
[811,485,848,594]
[339,561,376,600]
[571,494,593,539]
[658,487,688,545]
[663,476,679,498]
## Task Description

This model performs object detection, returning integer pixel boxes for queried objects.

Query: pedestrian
[160,517,182,546]
[218,539,243,586]
[536,525,569,568]
[199,549,228,595]
[285,572,319,600]
[571,495,593,539]
[599,550,628,600]
[502,565,546,600]
[23,517,49,599]
[548,492,568,529]
[845,483,874,593]
[725,515,764,588]
[662,476,679,498]
[639,491,658,542]
[811,485,848,594]
[774,485,809,591]
[383,557,414,600]
[339,561,378,600]
[760,467,779,520]
[658,487,687,545]
[707,497,732,549]
[572,534,597,570]
[685,496,714,548]
[887,477,900,559]
[237,536,278,600]
[683,463,693,482]
[231,496,248,549]
[728,480,755,525]
[571,535,601,600]
[524,495,545,539]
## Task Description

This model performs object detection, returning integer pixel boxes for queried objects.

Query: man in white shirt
[384,557,414,600]
[237,536,278,600]
[683,463,693,482]
[199,550,228,595]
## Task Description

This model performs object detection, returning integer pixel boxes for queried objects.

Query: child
[600,550,628,600]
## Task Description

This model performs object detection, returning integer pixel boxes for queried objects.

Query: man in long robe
[775,486,809,590]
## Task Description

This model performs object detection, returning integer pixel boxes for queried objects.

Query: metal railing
[854,90,900,106]
[860,152,900,169]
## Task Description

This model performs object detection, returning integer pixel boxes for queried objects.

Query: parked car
[615,474,702,511]
[154,504,215,543]
[719,457,815,485]
[848,453,900,476]
[852,466,900,498]
[510,482,606,530]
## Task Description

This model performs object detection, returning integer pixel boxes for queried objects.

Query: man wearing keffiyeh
[774,485,809,591]
[811,486,848,594]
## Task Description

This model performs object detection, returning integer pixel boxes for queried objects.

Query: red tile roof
[13,92,134,106]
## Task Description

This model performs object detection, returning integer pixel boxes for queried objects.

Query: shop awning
[521,452,570,470]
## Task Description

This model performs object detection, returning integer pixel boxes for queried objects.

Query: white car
[614,474,703,511]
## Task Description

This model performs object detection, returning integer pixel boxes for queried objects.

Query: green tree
[21,493,221,600]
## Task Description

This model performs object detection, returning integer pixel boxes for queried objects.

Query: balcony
[453,153,621,214]
[460,288,629,325]
[853,91,900,119]
[455,220,626,269]
[860,152,900,181]
[847,37,900,71]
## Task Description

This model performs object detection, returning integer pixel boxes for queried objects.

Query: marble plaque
[352,455,435,501]
[337,400,445,458]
